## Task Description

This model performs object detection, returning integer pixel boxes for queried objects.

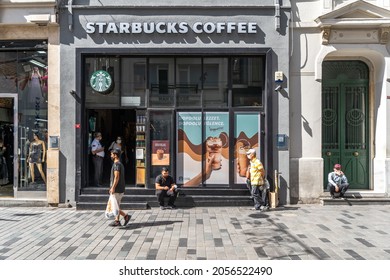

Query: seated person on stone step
[155,167,179,210]
[327,163,349,199]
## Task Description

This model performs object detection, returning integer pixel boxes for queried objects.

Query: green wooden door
[322,61,369,189]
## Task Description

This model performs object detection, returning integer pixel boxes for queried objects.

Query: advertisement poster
[176,112,229,187]
[151,140,170,166]
[234,113,260,184]
[177,112,202,186]
[203,112,229,185]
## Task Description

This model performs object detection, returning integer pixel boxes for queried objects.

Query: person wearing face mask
[91,132,105,187]
[246,148,268,211]
[108,136,128,164]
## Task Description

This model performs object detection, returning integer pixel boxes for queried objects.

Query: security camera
[275,85,282,92]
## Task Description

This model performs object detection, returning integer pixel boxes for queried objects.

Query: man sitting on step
[155,167,179,210]
[327,163,349,199]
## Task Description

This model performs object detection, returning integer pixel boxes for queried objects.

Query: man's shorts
[113,192,124,206]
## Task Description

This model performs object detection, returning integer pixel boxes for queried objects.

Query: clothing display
[0,147,8,184]
[29,142,44,163]
[29,74,43,104]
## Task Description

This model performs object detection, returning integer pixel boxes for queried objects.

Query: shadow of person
[120,220,183,230]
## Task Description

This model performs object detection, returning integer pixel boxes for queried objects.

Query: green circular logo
[90,70,113,95]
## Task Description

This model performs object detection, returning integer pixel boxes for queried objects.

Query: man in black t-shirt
[155,167,179,210]
[108,148,131,227]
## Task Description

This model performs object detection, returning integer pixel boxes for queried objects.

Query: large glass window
[148,110,174,185]
[175,58,201,107]
[85,55,265,109]
[0,41,48,196]
[121,58,147,107]
[234,112,261,184]
[149,58,175,107]
[85,57,120,107]
[232,57,265,107]
[177,111,229,187]
[203,58,228,108]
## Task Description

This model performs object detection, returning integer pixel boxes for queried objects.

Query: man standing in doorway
[108,148,131,227]
[91,132,104,187]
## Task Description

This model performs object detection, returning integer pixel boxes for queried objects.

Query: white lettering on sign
[85,22,257,35]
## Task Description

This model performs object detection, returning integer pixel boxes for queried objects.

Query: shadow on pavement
[120,220,183,230]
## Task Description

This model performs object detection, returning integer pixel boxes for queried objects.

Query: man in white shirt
[91,132,105,187]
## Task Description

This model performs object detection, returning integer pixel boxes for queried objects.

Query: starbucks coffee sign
[90,70,113,95]
[85,21,257,35]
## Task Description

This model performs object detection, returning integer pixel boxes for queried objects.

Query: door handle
[353,151,359,157]
[326,151,332,156]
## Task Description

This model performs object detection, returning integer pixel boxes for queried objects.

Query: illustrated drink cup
[238,146,250,177]
[157,149,164,160]
[206,137,222,170]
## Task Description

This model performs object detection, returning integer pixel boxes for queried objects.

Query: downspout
[68,0,73,31]
[275,0,280,32]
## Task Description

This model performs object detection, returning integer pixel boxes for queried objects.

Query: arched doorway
[322,60,369,189]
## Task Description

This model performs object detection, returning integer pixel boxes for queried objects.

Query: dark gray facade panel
[58,3,291,205]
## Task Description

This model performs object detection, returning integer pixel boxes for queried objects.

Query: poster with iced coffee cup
[177,112,202,186]
[204,112,229,185]
[176,112,229,186]
[234,113,260,184]
[151,140,170,166]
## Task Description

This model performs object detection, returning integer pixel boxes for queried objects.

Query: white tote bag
[105,194,119,219]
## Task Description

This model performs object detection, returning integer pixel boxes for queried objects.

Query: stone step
[81,187,251,196]
[76,198,253,210]
[76,186,254,209]
[321,193,390,205]
[76,201,149,210]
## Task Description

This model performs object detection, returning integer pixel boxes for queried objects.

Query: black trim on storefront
[75,48,274,191]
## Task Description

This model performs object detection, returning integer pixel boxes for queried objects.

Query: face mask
[116,140,122,144]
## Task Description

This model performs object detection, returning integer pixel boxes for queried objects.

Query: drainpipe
[275,0,280,31]
[68,0,73,31]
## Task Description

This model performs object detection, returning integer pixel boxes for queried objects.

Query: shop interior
[0,98,14,197]
[87,109,137,187]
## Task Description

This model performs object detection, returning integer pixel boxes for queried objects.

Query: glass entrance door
[0,94,18,197]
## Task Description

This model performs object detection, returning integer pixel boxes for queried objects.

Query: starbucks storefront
[59,2,291,205]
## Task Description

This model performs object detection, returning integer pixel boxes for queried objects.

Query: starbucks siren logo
[90,70,113,95]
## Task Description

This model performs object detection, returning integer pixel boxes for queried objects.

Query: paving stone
[0,205,390,260]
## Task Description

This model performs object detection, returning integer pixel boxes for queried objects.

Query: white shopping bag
[105,194,119,219]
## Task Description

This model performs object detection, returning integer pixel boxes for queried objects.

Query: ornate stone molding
[316,1,390,45]
[380,26,390,44]
[322,27,331,45]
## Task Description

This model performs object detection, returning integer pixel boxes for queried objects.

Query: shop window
[121,58,146,107]
[85,57,120,108]
[149,58,174,107]
[176,58,201,107]
[148,110,174,186]
[176,111,229,187]
[233,112,261,184]
[0,42,48,195]
[232,57,264,107]
[203,58,228,108]
[0,52,18,94]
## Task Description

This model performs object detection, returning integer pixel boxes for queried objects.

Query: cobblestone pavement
[0,204,389,260]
